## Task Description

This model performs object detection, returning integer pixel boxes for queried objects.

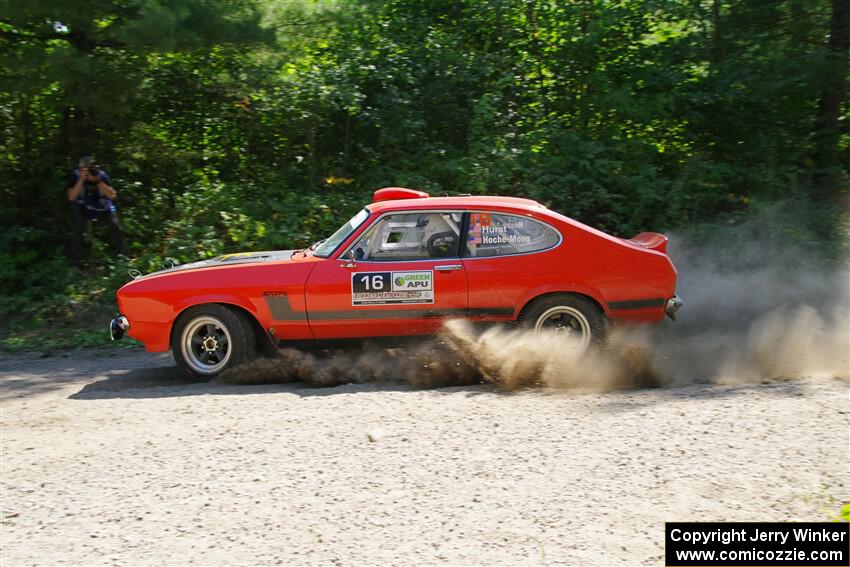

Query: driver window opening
[352,212,462,261]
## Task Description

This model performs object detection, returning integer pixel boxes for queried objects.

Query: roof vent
[373,187,430,202]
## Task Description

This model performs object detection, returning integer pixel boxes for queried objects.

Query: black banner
[666,522,849,566]
[352,272,391,293]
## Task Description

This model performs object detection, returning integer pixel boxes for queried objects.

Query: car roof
[366,195,546,215]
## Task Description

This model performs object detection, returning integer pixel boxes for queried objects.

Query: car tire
[171,304,256,380]
[519,294,607,352]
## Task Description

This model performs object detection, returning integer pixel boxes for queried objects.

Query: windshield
[314,208,370,258]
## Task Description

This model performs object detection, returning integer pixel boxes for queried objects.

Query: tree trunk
[307,125,317,186]
[788,0,811,47]
[710,0,723,66]
[527,0,547,117]
[578,0,593,135]
[812,0,850,200]
[15,95,34,222]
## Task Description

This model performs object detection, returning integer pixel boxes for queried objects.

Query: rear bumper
[665,295,684,321]
[109,315,130,340]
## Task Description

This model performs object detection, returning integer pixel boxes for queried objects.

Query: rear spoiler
[627,232,668,253]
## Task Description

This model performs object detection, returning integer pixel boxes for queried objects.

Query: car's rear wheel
[519,294,607,353]
[172,304,256,379]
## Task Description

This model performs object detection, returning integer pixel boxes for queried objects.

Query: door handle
[435,264,462,271]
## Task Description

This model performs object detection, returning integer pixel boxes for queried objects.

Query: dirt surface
[1,347,848,565]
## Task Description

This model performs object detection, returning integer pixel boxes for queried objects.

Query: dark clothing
[70,208,125,267]
[67,169,116,216]
[67,168,124,266]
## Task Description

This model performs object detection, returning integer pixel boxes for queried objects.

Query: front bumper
[665,296,684,321]
[109,315,130,340]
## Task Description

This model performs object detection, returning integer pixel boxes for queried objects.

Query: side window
[352,212,463,261]
[465,212,561,257]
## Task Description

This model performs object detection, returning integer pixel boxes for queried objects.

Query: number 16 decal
[352,272,388,293]
[351,271,434,306]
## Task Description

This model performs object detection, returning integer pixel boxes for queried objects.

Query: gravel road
[1,347,848,565]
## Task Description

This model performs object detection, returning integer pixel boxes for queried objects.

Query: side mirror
[341,249,357,269]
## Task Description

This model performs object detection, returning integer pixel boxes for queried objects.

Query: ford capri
[110,188,682,378]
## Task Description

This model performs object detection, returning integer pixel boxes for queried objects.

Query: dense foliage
[0,0,847,347]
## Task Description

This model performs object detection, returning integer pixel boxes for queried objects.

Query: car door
[462,211,564,321]
[304,211,468,339]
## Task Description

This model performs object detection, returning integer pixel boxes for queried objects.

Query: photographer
[66,156,124,267]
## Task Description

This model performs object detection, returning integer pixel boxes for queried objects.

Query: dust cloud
[219,321,662,391]
[221,209,849,391]
[435,320,661,391]
[646,212,849,386]
[217,340,482,388]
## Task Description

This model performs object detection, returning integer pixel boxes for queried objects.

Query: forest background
[0,0,847,350]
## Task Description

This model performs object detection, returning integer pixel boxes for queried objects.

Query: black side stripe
[263,292,307,321]
[307,307,515,321]
[468,307,515,317]
[608,298,665,310]
[264,293,514,321]
[311,308,465,321]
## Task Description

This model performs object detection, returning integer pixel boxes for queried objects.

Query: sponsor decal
[468,213,533,246]
[352,270,434,306]
[471,213,492,227]
[468,213,487,244]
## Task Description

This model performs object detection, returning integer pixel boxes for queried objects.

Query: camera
[88,165,100,177]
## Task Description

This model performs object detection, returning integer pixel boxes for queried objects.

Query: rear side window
[464,212,561,257]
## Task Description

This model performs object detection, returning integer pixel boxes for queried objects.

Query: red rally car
[110,188,682,378]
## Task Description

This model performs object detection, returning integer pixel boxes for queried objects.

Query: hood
[139,250,297,279]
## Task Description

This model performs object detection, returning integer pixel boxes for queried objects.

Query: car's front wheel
[171,304,256,379]
[519,294,607,353]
